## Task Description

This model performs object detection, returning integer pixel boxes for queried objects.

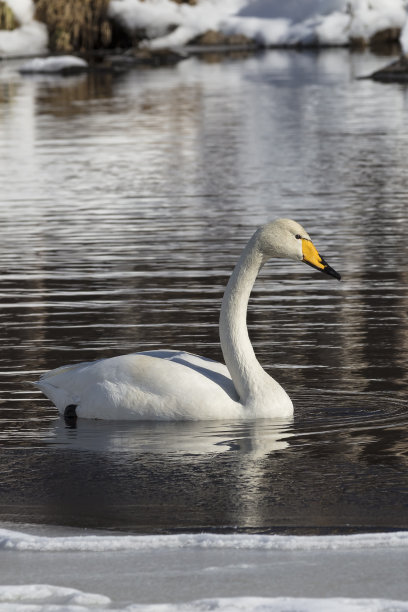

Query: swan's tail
[35,362,87,414]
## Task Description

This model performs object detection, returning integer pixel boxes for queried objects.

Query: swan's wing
[36,351,240,420]
[137,350,231,377]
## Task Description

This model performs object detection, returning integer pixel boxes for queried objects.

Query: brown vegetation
[32,0,201,53]
[192,29,256,47]
[33,0,113,52]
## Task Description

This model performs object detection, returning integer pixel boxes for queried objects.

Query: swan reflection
[50,415,294,459]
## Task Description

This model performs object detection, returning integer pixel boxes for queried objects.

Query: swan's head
[256,218,341,280]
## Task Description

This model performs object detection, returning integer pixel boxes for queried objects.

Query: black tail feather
[64,404,77,419]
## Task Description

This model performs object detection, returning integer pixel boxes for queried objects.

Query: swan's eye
[295,234,302,240]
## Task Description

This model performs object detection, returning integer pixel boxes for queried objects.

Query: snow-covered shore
[1,0,408,58]
[109,0,408,50]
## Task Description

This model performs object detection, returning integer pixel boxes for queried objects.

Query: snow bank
[0,0,47,57]
[346,0,407,41]
[108,0,408,49]
[19,55,88,74]
[0,22,47,57]
[400,14,408,50]
[1,527,408,553]
[109,0,248,48]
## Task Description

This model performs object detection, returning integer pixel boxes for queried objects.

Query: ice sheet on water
[1,527,408,552]
[19,55,88,73]
[1,528,408,611]
[125,598,408,611]
[0,584,111,610]
[0,590,407,612]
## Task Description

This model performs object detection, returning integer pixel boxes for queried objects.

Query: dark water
[0,49,407,533]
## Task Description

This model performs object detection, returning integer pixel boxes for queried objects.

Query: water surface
[0,49,407,532]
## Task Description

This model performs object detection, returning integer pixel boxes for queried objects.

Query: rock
[368,53,408,82]
[104,48,188,68]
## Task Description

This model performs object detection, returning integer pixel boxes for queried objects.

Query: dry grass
[32,0,199,53]
[34,0,112,52]
[0,1,19,30]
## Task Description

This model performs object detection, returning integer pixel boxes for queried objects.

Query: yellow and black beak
[302,239,341,280]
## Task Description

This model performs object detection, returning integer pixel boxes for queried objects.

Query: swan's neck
[219,235,268,403]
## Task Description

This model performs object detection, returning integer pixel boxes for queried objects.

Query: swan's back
[36,350,242,421]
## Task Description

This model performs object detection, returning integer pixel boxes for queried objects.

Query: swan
[36,219,340,421]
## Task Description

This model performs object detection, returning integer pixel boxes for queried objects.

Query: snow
[108,0,408,49]
[19,55,88,74]
[345,0,407,41]
[108,0,248,48]
[0,22,47,57]
[400,14,408,50]
[0,0,47,57]
[3,0,34,24]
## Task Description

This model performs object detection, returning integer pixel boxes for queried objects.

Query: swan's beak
[302,239,341,280]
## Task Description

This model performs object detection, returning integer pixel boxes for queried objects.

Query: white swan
[36,219,340,421]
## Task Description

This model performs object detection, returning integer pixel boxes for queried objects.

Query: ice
[0,591,407,612]
[1,526,407,611]
[0,584,111,609]
[1,527,408,552]
[19,55,88,74]
[125,598,408,611]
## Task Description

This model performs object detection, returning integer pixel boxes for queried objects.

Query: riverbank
[1,0,407,60]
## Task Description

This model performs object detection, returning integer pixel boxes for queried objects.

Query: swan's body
[36,219,340,421]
